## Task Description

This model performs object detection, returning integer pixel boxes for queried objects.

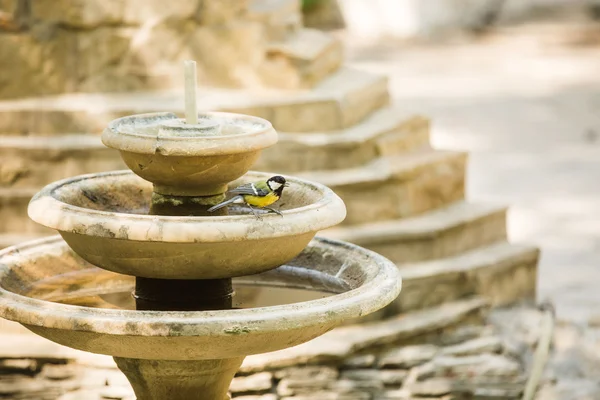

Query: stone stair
[247,0,303,41]
[0,68,388,135]
[0,0,539,318]
[261,28,344,89]
[320,202,508,263]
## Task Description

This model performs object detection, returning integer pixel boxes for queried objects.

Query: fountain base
[114,356,243,400]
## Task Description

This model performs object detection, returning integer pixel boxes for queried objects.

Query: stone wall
[0,0,309,98]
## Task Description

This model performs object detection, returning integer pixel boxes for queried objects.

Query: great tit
[207,175,289,219]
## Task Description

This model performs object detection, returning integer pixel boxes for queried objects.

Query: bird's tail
[207,195,243,213]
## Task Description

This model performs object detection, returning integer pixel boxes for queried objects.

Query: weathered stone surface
[273,366,339,381]
[390,243,539,313]
[0,187,54,235]
[407,378,454,396]
[197,0,247,25]
[281,392,370,400]
[247,0,301,40]
[30,0,123,28]
[123,0,200,25]
[340,369,408,386]
[240,335,353,374]
[0,30,77,99]
[263,28,343,89]
[100,385,134,399]
[234,395,277,400]
[441,336,503,357]
[374,389,412,399]
[378,345,439,369]
[438,325,496,346]
[276,377,333,396]
[41,364,78,380]
[0,359,38,374]
[241,298,487,373]
[331,378,384,393]
[278,377,382,397]
[255,110,430,173]
[0,68,387,132]
[0,334,78,361]
[30,0,199,28]
[432,354,522,379]
[301,150,466,225]
[322,202,507,264]
[0,375,79,397]
[0,135,125,188]
[341,354,376,369]
[0,0,25,31]
[230,372,273,394]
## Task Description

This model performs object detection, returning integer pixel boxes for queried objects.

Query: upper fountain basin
[28,170,346,280]
[101,112,277,196]
[0,236,402,360]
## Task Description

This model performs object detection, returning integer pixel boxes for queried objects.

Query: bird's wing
[229,182,270,197]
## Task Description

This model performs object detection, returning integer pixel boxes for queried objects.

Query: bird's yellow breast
[242,192,279,208]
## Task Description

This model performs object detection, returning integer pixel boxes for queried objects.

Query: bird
[207,175,289,219]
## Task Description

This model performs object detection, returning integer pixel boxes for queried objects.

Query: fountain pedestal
[114,357,243,400]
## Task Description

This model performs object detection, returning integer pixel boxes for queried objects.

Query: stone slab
[29,0,199,28]
[0,68,388,134]
[0,146,463,234]
[262,28,344,88]
[391,242,539,313]
[300,149,467,225]
[0,233,51,249]
[255,110,430,172]
[0,187,53,235]
[0,135,125,188]
[321,201,508,263]
[240,297,488,373]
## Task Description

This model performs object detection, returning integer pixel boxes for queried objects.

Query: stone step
[0,111,428,191]
[320,201,508,263]
[0,233,51,250]
[240,297,489,373]
[0,187,54,235]
[247,0,302,41]
[261,28,344,89]
[391,242,539,315]
[299,149,467,225]
[255,109,430,172]
[0,147,462,234]
[0,135,125,188]
[0,67,389,135]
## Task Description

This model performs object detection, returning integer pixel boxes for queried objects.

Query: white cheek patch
[269,182,283,191]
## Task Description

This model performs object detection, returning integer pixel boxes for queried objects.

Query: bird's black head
[267,175,288,195]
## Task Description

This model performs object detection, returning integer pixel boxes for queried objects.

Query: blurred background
[1,0,600,398]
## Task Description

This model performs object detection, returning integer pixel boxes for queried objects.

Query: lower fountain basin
[0,236,401,360]
[27,170,346,280]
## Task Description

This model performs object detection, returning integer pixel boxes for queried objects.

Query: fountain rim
[27,170,347,243]
[101,111,278,156]
[0,236,402,337]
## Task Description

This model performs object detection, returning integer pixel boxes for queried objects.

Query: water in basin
[22,269,334,311]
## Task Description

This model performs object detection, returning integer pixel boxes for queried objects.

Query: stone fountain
[0,63,402,400]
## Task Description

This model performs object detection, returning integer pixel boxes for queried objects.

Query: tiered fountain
[0,62,402,400]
